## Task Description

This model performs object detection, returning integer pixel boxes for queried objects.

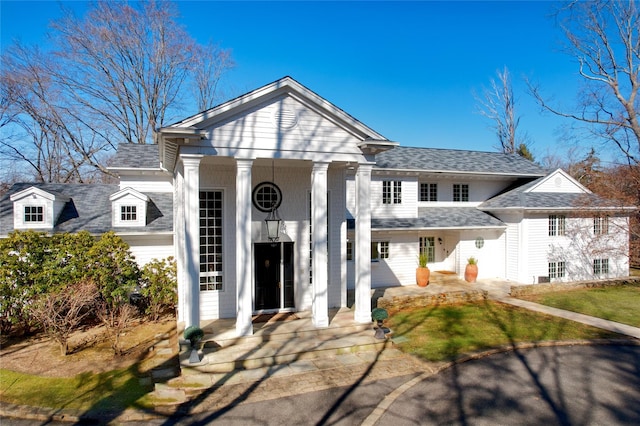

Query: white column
[312,162,329,328]
[355,163,373,323]
[236,159,254,336]
[182,155,203,328]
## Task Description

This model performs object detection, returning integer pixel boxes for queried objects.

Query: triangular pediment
[10,186,70,203]
[109,187,149,202]
[158,77,395,170]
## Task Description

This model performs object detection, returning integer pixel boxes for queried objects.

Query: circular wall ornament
[475,237,485,249]
[252,182,282,212]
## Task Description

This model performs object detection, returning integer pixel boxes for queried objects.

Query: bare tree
[193,42,236,112]
[476,67,534,159]
[1,43,111,182]
[30,279,98,356]
[1,1,234,184]
[530,0,640,165]
[96,300,136,357]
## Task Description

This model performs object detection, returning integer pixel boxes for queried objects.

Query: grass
[520,283,640,327]
[0,366,153,412]
[388,300,627,362]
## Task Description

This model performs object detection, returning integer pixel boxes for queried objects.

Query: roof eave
[374,167,546,178]
[371,225,507,232]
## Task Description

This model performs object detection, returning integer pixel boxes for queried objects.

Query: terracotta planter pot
[464,264,478,283]
[416,267,430,287]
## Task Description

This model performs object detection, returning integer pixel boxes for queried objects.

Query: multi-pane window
[453,184,469,202]
[120,205,137,222]
[24,206,43,222]
[549,261,566,279]
[346,241,353,261]
[371,241,389,261]
[593,258,609,275]
[549,215,566,236]
[419,236,435,263]
[379,241,389,259]
[420,183,438,202]
[199,191,223,291]
[383,180,402,204]
[594,216,609,235]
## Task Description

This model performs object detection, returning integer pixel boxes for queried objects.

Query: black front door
[255,243,281,310]
[254,242,294,311]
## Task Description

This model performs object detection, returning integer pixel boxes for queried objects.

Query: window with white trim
[453,184,469,202]
[593,258,609,275]
[199,191,224,291]
[419,236,435,263]
[549,215,566,236]
[383,180,402,204]
[120,205,137,222]
[549,261,566,279]
[594,216,609,235]
[419,183,438,202]
[24,206,44,223]
[371,241,389,261]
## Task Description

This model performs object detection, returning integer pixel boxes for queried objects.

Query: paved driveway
[378,344,640,425]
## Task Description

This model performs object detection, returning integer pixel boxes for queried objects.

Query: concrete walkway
[477,278,640,339]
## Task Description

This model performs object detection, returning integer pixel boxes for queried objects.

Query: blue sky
[1,1,586,162]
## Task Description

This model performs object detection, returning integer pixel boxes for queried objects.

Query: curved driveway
[375,344,640,425]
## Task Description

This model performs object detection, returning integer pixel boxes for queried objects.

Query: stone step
[191,322,372,350]
[180,326,390,374]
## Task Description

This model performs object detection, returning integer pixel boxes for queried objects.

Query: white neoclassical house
[0,77,633,337]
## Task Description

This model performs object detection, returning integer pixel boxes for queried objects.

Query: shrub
[0,231,53,333]
[0,230,142,336]
[30,279,98,355]
[87,231,140,309]
[140,257,177,321]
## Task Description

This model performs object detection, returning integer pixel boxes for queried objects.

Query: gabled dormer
[10,186,70,230]
[109,187,149,227]
[525,168,589,194]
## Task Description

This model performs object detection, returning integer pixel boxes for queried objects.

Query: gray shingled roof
[479,177,618,210]
[375,146,546,176]
[110,144,161,169]
[371,207,505,230]
[0,183,172,236]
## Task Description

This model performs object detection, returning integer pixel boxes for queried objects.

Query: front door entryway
[254,242,294,311]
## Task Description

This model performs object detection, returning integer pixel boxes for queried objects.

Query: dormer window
[120,205,137,222]
[10,186,69,230]
[110,188,148,227]
[24,206,44,223]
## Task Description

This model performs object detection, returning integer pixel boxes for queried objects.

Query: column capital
[236,158,254,169]
[180,154,203,167]
[312,161,330,172]
[356,163,373,173]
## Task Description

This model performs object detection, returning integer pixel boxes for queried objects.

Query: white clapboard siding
[203,97,365,162]
[125,235,174,266]
[119,175,173,193]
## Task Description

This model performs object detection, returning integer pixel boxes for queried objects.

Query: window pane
[199,191,223,291]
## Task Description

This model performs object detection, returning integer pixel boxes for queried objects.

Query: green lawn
[0,366,154,413]
[388,300,627,362]
[520,283,640,327]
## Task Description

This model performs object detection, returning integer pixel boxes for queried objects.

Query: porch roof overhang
[156,127,207,171]
[366,207,507,231]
